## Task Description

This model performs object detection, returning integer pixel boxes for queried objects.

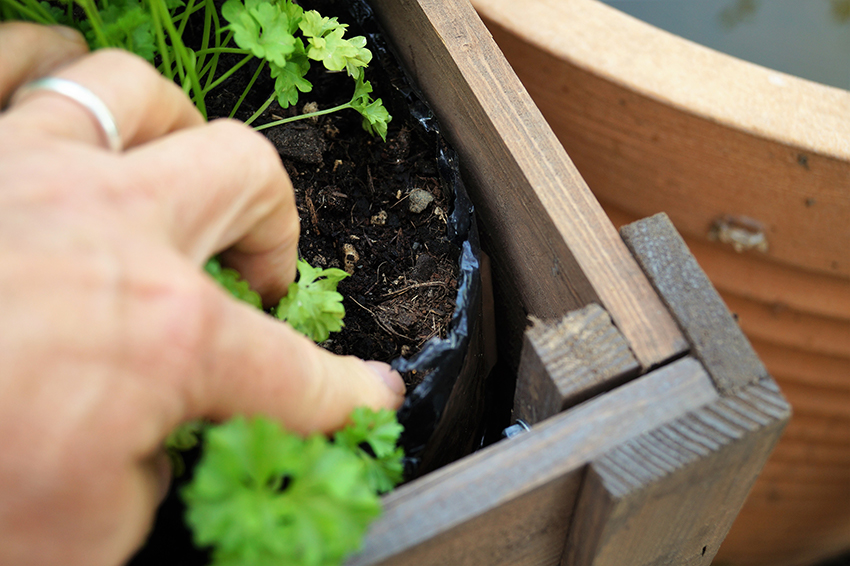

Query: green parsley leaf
[183,416,382,566]
[350,78,391,141]
[299,10,371,79]
[165,419,206,476]
[166,419,205,452]
[205,257,263,309]
[297,10,341,38]
[222,0,298,67]
[334,408,404,494]
[39,1,70,25]
[79,0,157,61]
[275,259,349,343]
[270,39,312,108]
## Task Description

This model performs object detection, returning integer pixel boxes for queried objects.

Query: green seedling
[275,259,349,343]
[0,0,391,137]
[185,258,405,565]
[183,410,402,566]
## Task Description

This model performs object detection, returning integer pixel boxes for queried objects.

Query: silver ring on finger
[13,77,122,152]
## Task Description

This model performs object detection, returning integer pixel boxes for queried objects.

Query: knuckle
[123,263,220,397]
[211,118,283,171]
[149,272,217,363]
[209,118,294,206]
[90,48,151,73]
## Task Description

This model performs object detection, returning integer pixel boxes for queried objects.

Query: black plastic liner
[345,0,495,477]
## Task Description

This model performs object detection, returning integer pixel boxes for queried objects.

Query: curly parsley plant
[176,260,406,566]
[183,411,400,566]
[0,0,391,138]
[275,259,349,343]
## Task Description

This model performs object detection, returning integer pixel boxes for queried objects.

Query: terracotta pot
[471,0,850,564]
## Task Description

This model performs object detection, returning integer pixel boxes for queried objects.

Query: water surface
[599,0,850,90]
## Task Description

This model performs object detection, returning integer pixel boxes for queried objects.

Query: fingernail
[365,361,406,396]
[49,25,86,44]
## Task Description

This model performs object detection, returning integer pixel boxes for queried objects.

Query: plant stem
[228,59,266,118]
[243,93,277,126]
[0,0,54,23]
[192,0,213,87]
[253,102,353,131]
[152,0,207,116]
[149,0,174,80]
[193,47,248,56]
[174,0,201,35]
[78,0,109,48]
[202,53,252,92]
[201,2,229,92]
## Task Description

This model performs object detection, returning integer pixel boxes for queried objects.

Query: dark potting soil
[208,30,459,393]
[262,107,459,391]
[130,3,461,564]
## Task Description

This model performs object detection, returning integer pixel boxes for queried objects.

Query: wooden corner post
[557,213,790,566]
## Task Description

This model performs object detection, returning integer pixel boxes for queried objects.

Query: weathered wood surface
[563,378,790,566]
[554,215,790,566]
[467,1,848,560]
[348,357,718,566]
[368,0,687,371]
[473,0,850,280]
[620,213,769,394]
[514,304,639,425]
[604,194,850,566]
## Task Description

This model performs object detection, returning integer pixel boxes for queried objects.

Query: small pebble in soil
[302,101,319,122]
[371,210,388,226]
[433,206,448,224]
[342,243,359,275]
[408,189,435,213]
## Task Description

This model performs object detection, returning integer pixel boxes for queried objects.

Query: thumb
[184,286,406,434]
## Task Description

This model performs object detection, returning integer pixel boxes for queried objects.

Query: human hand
[0,23,405,566]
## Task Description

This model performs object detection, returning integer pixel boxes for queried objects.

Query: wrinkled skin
[0,23,404,566]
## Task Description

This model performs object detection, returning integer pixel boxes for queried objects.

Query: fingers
[125,119,300,302]
[0,23,88,107]
[181,285,405,434]
[7,48,203,150]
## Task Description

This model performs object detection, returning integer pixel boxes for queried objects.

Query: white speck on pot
[708,214,769,253]
[408,189,434,213]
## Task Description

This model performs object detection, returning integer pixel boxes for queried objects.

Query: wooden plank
[603,197,850,566]
[514,304,639,425]
[620,213,768,394]
[473,0,850,279]
[601,203,850,325]
[347,357,718,566]
[368,0,687,370]
[562,378,790,566]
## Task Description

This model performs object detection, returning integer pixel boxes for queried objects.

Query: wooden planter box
[341,0,791,565]
[470,1,850,564]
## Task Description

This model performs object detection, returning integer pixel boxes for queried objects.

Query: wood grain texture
[368,0,687,370]
[563,378,790,566]
[347,357,718,566]
[515,304,639,425]
[716,338,850,566]
[603,203,850,566]
[473,0,850,279]
[620,213,768,394]
[602,204,850,325]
